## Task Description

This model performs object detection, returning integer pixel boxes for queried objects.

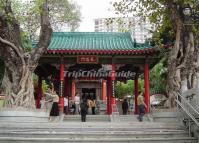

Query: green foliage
[112,0,199,45]
[150,23,175,46]
[42,80,49,93]
[114,62,167,98]
[48,0,81,32]
[150,59,167,94]
[33,74,49,93]
[115,79,144,98]
[10,0,81,40]
[115,80,133,98]
[111,0,185,96]
[21,31,33,52]
[138,79,144,93]
[0,0,81,53]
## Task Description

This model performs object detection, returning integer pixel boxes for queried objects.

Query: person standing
[74,92,80,114]
[45,87,60,122]
[64,97,68,115]
[90,99,96,115]
[45,89,53,113]
[87,98,92,115]
[40,96,46,109]
[80,98,88,122]
[137,92,146,122]
[122,98,129,115]
[71,101,76,115]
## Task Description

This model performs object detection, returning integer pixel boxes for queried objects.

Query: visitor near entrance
[90,99,96,115]
[44,89,53,113]
[122,98,129,115]
[80,98,88,122]
[64,97,68,115]
[87,98,92,114]
[45,86,60,122]
[74,92,80,114]
[40,96,46,109]
[71,101,76,115]
[137,92,146,122]
[40,94,52,112]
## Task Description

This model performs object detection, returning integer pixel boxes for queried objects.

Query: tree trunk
[166,18,199,107]
[0,1,52,109]
[2,65,35,109]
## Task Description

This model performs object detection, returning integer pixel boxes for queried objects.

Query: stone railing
[182,88,199,114]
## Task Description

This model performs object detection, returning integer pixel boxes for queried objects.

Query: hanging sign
[77,55,98,64]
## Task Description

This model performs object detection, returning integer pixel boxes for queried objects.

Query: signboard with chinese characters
[77,55,98,64]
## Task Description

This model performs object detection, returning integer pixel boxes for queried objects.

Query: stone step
[0,110,194,143]
[1,128,186,134]
[0,121,184,128]
[152,111,182,123]
[0,131,189,138]
[63,115,110,122]
[0,125,185,133]
[0,137,196,143]
[117,115,150,122]
[0,125,185,132]
[63,115,150,122]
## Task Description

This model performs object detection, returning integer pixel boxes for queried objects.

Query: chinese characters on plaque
[77,56,98,64]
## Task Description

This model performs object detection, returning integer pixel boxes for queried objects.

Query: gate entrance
[35,32,163,114]
[82,88,96,100]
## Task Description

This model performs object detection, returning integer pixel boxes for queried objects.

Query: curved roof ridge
[46,32,154,53]
[52,32,131,37]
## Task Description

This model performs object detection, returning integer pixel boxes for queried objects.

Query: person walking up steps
[80,98,88,122]
[74,92,80,114]
[137,92,147,122]
[122,98,129,115]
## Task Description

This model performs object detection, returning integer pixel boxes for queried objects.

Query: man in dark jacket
[80,98,88,122]
[122,98,129,115]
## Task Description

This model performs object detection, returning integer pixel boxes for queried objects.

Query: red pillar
[64,76,69,97]
[102,80,107,101]
[111,64,116,106]
[144,63,150,113]
[36,76,42,109]
[64,76,69,114]
[134,76,138,114]
[71,80,76,100]
[107,77,112,115]
[59,63,64,113]
[106,64,116,115]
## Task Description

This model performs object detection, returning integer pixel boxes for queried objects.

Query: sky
[73,0,119,32]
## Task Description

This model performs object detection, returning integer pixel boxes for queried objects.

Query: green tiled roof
[48,32,152,51]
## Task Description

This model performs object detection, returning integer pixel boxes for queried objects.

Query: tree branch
[30,1,52,67]
[4,0,23,51]
[0,37,25,67]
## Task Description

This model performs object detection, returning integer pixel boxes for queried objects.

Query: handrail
[175,92,199,136]
[175,99,199,127]
[177,92,199,117]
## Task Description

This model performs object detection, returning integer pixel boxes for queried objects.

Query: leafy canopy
[112,0,199,45]
[1,0,81,40]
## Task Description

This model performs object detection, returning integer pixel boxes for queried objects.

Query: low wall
[0,108,49,122]
[152,111,182,123]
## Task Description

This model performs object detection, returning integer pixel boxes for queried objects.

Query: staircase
[117,115,151,122]
[63,115,110,122]
[0,114,197,143]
